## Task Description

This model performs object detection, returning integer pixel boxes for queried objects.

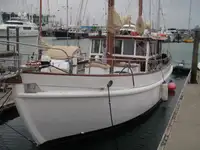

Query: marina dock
[157,71,200,150]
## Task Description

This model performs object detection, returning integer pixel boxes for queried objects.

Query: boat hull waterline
[13,65,173,145]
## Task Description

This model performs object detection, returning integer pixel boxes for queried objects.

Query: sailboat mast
[188,0,192,31]
[39,0,42,38]
[107,0,114,71]
[136,0,144,35]
[38,0,42,60]
[47,0,50,30]
[66,0,69,45]
[139,0,143,16]
[149,0,151,29]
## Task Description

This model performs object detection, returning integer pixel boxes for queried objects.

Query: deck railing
[0,39,172,77]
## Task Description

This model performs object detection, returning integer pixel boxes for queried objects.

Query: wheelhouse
[88,35,167,74]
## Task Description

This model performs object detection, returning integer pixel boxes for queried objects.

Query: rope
[107,80,114,126]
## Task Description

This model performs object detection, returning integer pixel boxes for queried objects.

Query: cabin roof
[44,46,81,59]
[89,35,167,41]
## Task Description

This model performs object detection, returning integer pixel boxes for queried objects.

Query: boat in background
[0,12,38,38]
[183,37,194,43]
[13,0,173,145]
[54,27,89,40]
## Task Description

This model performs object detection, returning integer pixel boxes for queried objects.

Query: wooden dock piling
[191,28,200,83]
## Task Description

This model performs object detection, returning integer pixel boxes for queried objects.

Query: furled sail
[107,7,123,34]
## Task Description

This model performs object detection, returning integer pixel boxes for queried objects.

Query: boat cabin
[86,35,168,74]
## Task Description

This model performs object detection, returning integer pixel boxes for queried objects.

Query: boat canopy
[45,46,81,60]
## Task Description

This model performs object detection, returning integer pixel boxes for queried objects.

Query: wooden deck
[157,71,200,150]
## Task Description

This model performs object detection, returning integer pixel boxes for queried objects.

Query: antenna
[149,0,151,29]
[188,0,192,31]
[66,0,69,45]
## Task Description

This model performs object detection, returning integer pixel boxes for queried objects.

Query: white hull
[13,65,173,145]
[0,29,38,37]
[19,65,173,91]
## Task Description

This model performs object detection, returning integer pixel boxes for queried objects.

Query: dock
[157,71,200,150]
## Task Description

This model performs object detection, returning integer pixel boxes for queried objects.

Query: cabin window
[8,27,16,29]
[23,27,31,30]
[149,41,157,56]
[114,40,122,54]
[100,39,106,53]
[136,40,146,56]
[91,39,100,53]
[123,39,134,55]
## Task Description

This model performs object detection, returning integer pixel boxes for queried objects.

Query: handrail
[0,41,16,51]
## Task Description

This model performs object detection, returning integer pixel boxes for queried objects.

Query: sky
[0,0,200,29]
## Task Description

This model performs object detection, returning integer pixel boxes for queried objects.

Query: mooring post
[6,27,10,51]
[190,28,200,83]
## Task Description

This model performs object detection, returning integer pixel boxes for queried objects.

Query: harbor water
[0,37,199,150]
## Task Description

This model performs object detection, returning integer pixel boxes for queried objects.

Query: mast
[39,0,42,38]
[139,0,143,16]
[38,0,42,60]
[30,4,33,22]
[47,0,50,30]
[107,0,114,72]
[149,0,151,29]
[136,0,144,35]
[77,0,84,27]
[188,0,192,32]
[70,7,72,25]
[66,0,69,45]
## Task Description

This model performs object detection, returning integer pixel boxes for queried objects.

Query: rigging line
[124,0,133,15]
[75,1,81,26]
[160,2,166,29]
[82,0,89,24]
